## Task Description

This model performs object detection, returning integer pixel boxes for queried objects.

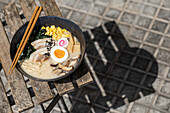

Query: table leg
[44,94,62,113]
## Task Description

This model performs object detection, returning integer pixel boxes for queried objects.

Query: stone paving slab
[0,0,170,113]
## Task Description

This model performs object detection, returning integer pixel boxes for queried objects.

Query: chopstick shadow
[68,21,158,113]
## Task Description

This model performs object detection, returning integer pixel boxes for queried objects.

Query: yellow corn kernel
[52,32,56,36]
[41,26,46,29]
[53,37,57,40]
[52,34,57,39]
[57,27,61,29]
[58,34,62,39]
[57,37,61,40]
[52,28,56,32]
[62,29,67,33]
[51,25,55,29]
[48,28,52,33]
[61,34,66,37]
[52,35,56,38]
[61,34,69,38]
[49,32,53,36]
[46,29,50,33]
[46,26,49,29]
[65,34,70,37]
[45,32,48,35]
[58,27,62,31]
[57,34,61,37]
[56,30,62,34]
[51,28,55,31]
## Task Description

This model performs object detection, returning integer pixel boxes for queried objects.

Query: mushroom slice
[53,69,62,75]
[62,60,70,66]
[50,63,58,67]
[58,63,73,71]
[69,60,77,67]
[70,55,80,60]
[58,72,65,76]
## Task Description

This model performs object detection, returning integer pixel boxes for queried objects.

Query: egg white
[50,46,68,63]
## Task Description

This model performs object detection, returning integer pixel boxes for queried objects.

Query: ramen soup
[19,25,81,79]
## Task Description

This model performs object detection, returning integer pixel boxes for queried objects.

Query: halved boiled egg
[50,46,68,63]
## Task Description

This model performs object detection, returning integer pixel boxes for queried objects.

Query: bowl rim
[10,16,86,81]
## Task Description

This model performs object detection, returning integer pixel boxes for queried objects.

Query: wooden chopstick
[9,6,42,74]
[10,6,42,74]
[8,6,39,74]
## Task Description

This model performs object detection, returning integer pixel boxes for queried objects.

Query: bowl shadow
[68,21,158,113]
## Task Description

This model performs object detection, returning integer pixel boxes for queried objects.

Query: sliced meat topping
[29,48,47,62]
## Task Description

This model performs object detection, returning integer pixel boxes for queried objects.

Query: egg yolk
[54,49,65,58]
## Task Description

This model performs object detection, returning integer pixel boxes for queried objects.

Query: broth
[19,25,81,79]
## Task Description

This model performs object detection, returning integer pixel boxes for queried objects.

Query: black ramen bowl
[10,16,86,81]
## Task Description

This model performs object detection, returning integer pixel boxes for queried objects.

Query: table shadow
[69,21,158,113]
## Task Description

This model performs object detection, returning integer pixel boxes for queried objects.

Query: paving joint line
[147,2,167,111]
[87,53,170,81]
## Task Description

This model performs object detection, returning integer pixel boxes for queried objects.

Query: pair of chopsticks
[8,6,42,74]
